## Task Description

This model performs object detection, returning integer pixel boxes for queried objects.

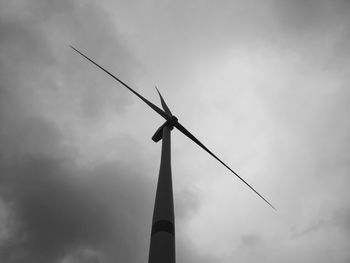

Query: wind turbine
[70,46,275,263]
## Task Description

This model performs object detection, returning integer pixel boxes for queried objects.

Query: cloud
[0,118,204,263]
[0,2,209,262]
[0,0,142,124]
[4,3,185,263]
[240,234,262,249]
[0,154,153,263]
[1,0,350,263]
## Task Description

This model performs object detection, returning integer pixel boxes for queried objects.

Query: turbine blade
[174,121,276,211]
[70,46,171,121]
[155,86,172,115]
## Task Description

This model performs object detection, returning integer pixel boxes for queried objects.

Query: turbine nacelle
[152,115,178,142]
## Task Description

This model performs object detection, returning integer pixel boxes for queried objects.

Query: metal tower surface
[149,125,175,263]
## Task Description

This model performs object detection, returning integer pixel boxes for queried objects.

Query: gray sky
[1,0,350,262]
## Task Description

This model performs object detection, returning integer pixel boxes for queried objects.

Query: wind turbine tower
[70,46,275,263]
[148,89,177,263]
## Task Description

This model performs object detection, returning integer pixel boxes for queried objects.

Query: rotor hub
[168,115,178,128]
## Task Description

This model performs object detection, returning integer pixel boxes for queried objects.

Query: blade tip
[269,203,277,211]
[155,86,161,94]
[69,45,79,53]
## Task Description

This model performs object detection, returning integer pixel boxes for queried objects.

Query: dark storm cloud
[0,126,205,263]
[0,154,154,263]
[0,113,154,263]
[0,133,206,263]
[0,156,113,262]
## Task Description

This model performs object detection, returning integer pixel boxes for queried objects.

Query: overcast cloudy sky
[1,0,350,262]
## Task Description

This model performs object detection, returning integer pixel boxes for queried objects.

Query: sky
[0,0,350,262]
